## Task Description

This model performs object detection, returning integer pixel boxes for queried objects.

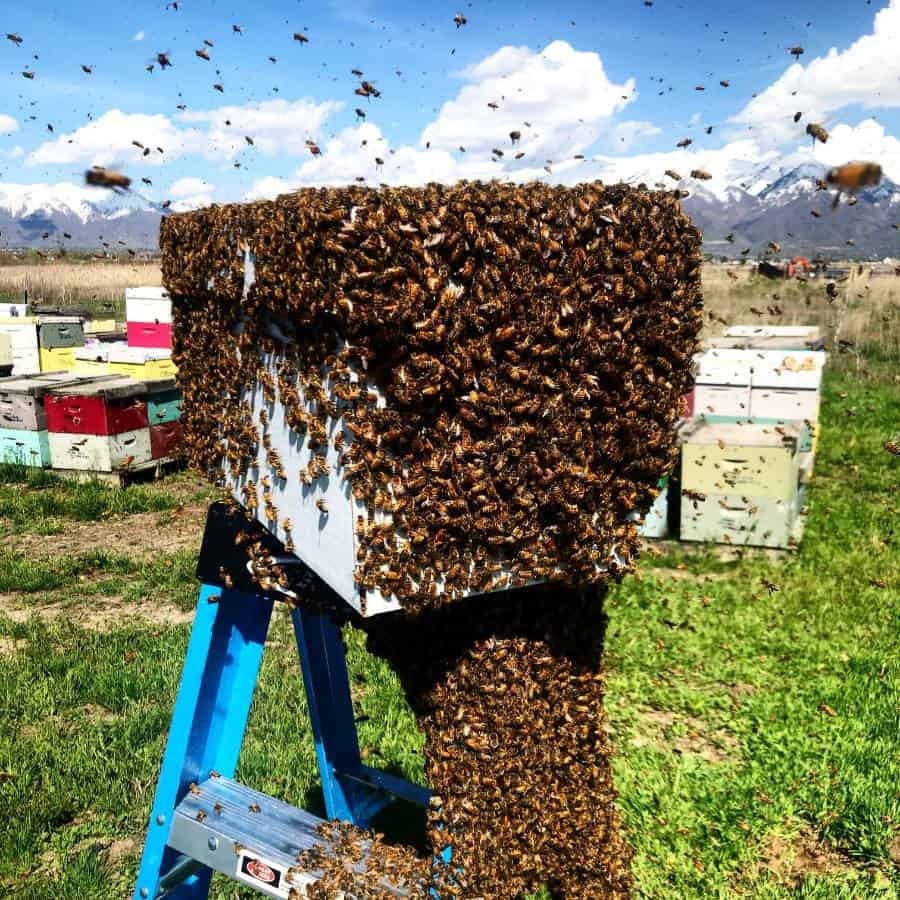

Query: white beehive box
[226,311,621,618]
[693,383,751,417]
[0,333,10,368]
[0,318,39,375]
[48,428,152,472]
[724,325,820,340]
[694,349,753,386]
[125,287,173,324]
[748,350,825,390]
[0,302,30,318]
[749,386,820,422]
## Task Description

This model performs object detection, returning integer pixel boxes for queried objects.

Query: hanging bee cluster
[362,582,633,899]
[161,180,702,612]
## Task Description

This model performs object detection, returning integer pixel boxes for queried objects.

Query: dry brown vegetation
[1,256,897,360]
[0,256,161,312]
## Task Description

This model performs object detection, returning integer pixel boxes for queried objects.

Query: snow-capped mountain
[0,182,163,249]
[680,162,900,258]
[1,162,898,257]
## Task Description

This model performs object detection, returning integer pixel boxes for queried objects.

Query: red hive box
[45,376,149,436]
[127,321,173,349]
[150,420,183,459]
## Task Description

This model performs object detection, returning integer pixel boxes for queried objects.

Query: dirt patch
[0,636,20,655]
[0,592,193,630]
[4,502,207,560]
[756,826,855,886]
[630,707,740,763]
[888,834,900,866]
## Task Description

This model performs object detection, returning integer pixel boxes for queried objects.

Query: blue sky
[2,0,900,207]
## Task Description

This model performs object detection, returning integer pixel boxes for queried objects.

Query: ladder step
[166,777,412,898]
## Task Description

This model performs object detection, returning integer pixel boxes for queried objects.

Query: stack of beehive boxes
[0,372,88,467]
[44,376,153,472]
[126,287,173,349]
[0,315,86,375]
[0,372,183,473]
[676,324,826,548]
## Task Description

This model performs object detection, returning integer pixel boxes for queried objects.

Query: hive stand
[133,504,438,899]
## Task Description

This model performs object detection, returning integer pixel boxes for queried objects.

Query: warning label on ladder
[235,850,290,898]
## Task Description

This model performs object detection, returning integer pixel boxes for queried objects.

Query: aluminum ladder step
[166,776,413,898]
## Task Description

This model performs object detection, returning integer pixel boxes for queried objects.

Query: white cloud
[26,110,200,168]
[131,30,145,42]
[169,177,214,198]
[177,98,343,158]
[421,41,635,162]
[795,118,900,182]
[25,98,342,170]
[609,120,662,151]
[171,193,213,212]
[0,114,19,134]
[732,0,900,144]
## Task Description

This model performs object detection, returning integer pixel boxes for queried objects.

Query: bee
[156,52,173,68]
[825,161,882,208]
[196,810,207,822]
[806,122,828,146]
[293,32,309,43]
[665,169,682,181]
[248,803,261,813]
[788,45,804,58]
[676,137,692,148]
[6,33,23,44]
[84,166,131,192]
[195,48,210,61]
[453,13,467,27]
[315,498,329,514]
[690,169,712,181]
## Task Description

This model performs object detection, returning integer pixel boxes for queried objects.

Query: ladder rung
[167,776,413,898]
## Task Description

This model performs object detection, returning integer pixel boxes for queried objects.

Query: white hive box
[693,383,751,417]
[748,349,825,391]
[694,348,753,386]
[725,325,820,340]
[0,334,10,368]
[226,318,621,619]
[680,491,806,549]
[48,428,152,472]
[0,318,39,375]
[0,302,29,318]
[125,286,173,324]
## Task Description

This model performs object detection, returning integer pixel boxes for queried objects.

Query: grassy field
[0,357,897,899]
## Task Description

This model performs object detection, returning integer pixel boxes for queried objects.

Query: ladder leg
[134,584,274,899]
[292,607,395,827]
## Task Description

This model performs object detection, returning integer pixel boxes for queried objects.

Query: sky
[2,0,900,210]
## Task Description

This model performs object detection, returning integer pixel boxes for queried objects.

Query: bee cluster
[162,180,700,897]
[364,583,634,898]
[161,180,703,611]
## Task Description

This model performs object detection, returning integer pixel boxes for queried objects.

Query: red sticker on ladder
[236,850,289,896]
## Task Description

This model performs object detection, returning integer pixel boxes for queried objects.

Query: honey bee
[690,169,712,181]
[664,169,682,181]
[84,166,131,192]
[826,161,882,208]
[315,498,329,513]
[806,122,828,145]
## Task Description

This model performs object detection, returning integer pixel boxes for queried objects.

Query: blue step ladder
[133,503,436,899]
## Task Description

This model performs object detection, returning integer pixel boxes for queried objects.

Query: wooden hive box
[108,346,177,380]
[161,182,704,616]
[145,377,182,425]
[126,287,173,349]
[0,371,93,431]
[680,421,803,502]
[44,376,149,436]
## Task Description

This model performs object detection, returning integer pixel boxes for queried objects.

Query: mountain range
[1,161,898,257]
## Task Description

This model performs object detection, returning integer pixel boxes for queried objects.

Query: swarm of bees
[162,181,702,612]
[161,182,701,895]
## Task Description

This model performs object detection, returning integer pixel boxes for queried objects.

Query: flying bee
[806,122,828,146]
[315,498,329,514]
[825,161,882,208]
[690,169,712,180]
[85,166,131,192]
[664,169,682,181]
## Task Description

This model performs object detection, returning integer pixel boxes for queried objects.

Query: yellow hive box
[73,358,112,376]
[681,421,803,502]
[84,318,118,334]
[108,359,178,379]
[39,347,78,372]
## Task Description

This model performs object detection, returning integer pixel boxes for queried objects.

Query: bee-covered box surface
[161,181,703,616]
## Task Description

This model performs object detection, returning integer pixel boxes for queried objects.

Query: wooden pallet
[51,455,184,486]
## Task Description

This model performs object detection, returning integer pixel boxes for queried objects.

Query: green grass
[0,467,212,538]
[0,362,897,898]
